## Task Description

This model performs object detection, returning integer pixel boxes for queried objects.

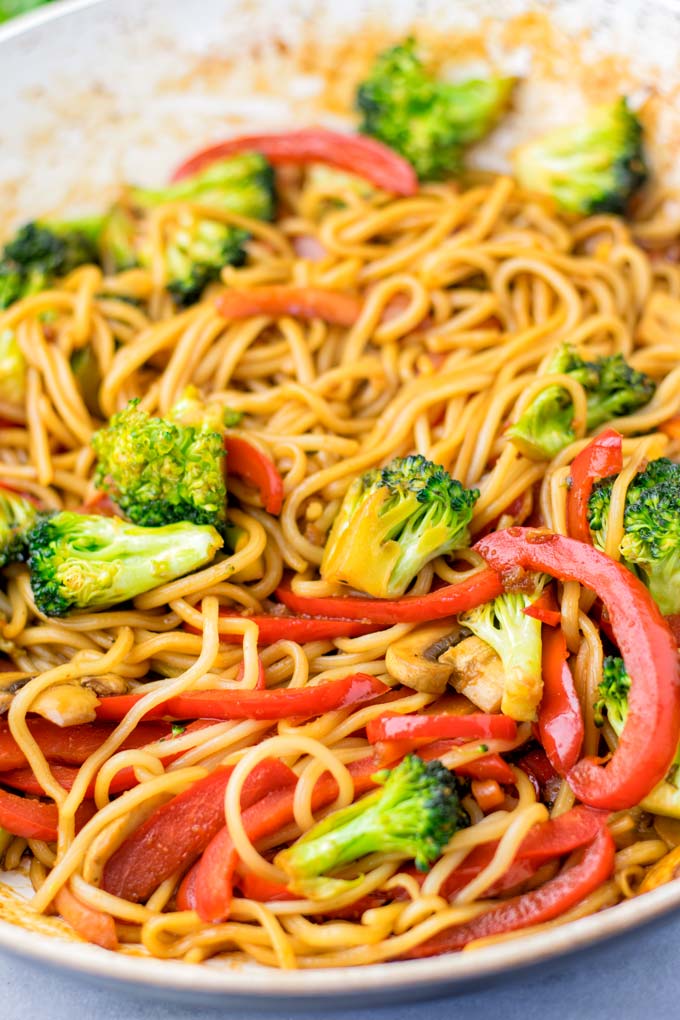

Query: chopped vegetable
[0,330,26,406]
[366,712,518,745]
[215,285,362,327]
[357,38,513,180]
[92,396,227,533]
[27,511,222,616]
[0,485,38,567]
[514,98,647,215]
[321,455,478,598]
[567,428,623,544]
[276,755,469,898]
[588,456,680,615]
[223,434,284,515]
[508,345,654,461]
[0,217,102,309]
[538,625,584,774]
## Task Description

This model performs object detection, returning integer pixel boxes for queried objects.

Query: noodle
[1,139,680,972]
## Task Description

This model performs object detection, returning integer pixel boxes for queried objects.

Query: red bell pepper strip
[566,428,623,544]
[404,823,615,958]
[102,758,296,902]
[524,586,561,626]
[366,713,517,745]
[0,789,95,841]
[216,286,362,329]
[476,527,680,811]
[517,748,563,806]
[0,722,213,797]
[95,674,388,724]
[436,805,606,899]
[454,754,516,786]
[223,434,284,515]
[207,613,382,644]
[54,886,119,951]
[237,871,296,903]
[275,569,504,625]
[193,753,382,922]
[538,626,584,775]
[0,719,169,773]
[171,127,418,196]
[665,614,680,647]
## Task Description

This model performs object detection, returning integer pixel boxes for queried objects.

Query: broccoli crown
[276,754,469,897]
[593,655,630,733]
[0,488,38,569]
[508,344,655,461]
[164,218,249,307]
[92,398,227,533]
[0,330,26,406]
[460,575,547,721]
[27,511,222,616]
[130,152,276,222]
[514,98,647,215]
[320,454,479,598]
[0,219,102,309]
[356,38,513,181]
[588,457,680,614]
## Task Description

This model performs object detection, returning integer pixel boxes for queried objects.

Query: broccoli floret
[0,330,26,407]
[460,575,548,722]
[27,511,222,616]
[0,219,103,309]
[275,755,469,899]
[0,488,38,568]
[514,98,647,215]
[508,344,655,461]
[594,655,680,817]
[588,458,680,615]
[356,38,514,180]
[100,153,275,304]
[92,397,227,533]
[320,454,479,598]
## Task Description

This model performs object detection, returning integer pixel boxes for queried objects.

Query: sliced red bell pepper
[223,434,284,515]
[0,722,212,797]
[665,613,680,647]
[476,527,680,811]
[234,656,267,689]
[0,719,169,773]
[275,569,504,625]
[216,286,362,329]
[566,428,623,544]
[0,789,95,841]
[101,758,296,902]
[454,754,516,786]
[538,626,584,775]
[237,871,296,903]
[193,753,382,922]
[524,586,561,626]
[403,823,614,957]
[207,613,382,644]
[171,127,418,195]
[436,804,606,899]
[95,673,388,724]
[366,713,517,745]
[54,886,119,951]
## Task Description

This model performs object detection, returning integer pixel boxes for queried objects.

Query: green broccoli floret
[460,575,548,722]
[0,330,26,407]
[275,755,469,899]
[514,98,647,215]
[588,458,680,615]
[0,488,38,568]
[321,454,478,598]
[508,344,655,461]
[100,153,275,304]
[356,38,514,180]
[0,218,103,309]
[594,655,680,817]
[92,397,227,533]
[27,511,222,616]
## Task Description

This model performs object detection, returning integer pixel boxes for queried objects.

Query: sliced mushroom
[385,620,463,694]
[32,682,99,727]
[81,674,130,697]
[439,636,505,713]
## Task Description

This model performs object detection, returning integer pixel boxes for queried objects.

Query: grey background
[0,910,676,1020]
